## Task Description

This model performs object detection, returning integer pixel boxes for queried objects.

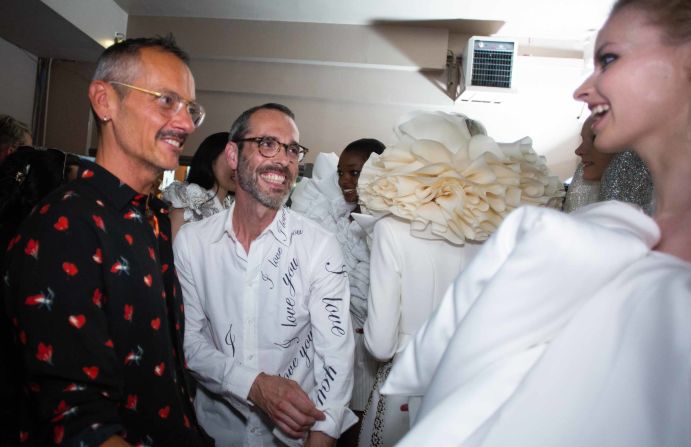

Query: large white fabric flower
[358,111,564,245]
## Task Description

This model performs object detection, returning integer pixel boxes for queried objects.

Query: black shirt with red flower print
[2,160,213,446]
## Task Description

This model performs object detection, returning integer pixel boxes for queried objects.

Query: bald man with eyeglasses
[174,103,357,447]
[3,36,212,446]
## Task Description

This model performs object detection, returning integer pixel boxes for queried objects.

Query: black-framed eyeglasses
[234,136,309,162]
[109,81,206,128]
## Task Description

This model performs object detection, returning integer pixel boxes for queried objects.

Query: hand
[305,431,335,447]
[249,373,325,438]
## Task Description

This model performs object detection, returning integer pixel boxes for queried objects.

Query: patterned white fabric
[291,153,378,411]
[175,205,357,446]
[162,181,232,223]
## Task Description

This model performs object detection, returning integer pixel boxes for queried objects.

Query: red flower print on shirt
[92,248,102,264]
[158,406,170,419]
[7,234,21,251]
[82,366,99,380]
[53,216,69,231]
[92,288,103,307]
[39,203,51,214]
[151,318,161,330]
[124,210,143,222]
[92,215,106,232]
[144,274,153,287]
[25,288,55,310]
[62,262,78,276]
[54,425,64,444]
[161,264,169,273]
[81,169,94,178]
[154,362,165,376]
[24,239,39,259]
[110,257,130,275]
[104,339,114,348]
[125,394,138,410]
[124,234,134,245]
[36,342,53,364]
[148,247,156,260]
[124,304,133,322]
[124,346,143,365]
[64,383,85,392]
[68,315,86,329]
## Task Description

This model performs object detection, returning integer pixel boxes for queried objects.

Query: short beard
[236,150,292,209]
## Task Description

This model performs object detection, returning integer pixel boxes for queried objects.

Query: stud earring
[102,116,110,122]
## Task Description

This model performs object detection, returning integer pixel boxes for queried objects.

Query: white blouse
[162,181,232,222]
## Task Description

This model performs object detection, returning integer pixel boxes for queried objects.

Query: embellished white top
[162,181,232,223]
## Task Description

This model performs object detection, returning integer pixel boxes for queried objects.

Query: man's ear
[88,80,115,122]
[226,141,239,170]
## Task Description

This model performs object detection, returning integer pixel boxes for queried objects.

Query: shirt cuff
[226,362,260,403]
[312,407,358,438]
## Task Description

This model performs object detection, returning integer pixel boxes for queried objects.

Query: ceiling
[1,0,614,62]
[111,0,614,46]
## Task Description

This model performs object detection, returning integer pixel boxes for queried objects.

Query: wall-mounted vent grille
[461,36,518,103]
[469,41,514,87]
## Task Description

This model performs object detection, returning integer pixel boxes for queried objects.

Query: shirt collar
[76,159,166,214]
[217,203,292,247]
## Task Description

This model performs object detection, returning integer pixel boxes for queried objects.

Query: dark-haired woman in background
[163,131,235,239]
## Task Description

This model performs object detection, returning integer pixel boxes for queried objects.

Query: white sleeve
[307,234,358,437]
[174,228,259,412]
[363,218,403,361]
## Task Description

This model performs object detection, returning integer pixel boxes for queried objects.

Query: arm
[305,430,336,447]
[174,228,259,411]
[363,219,403,361]
[4,202,125,444]
[249,372,325,438]
[169,207,186,241]
[307,235,357,438]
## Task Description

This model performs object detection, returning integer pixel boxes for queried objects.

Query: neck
[95,135,157,195]
[638,131,691,262]
[231,191,278,252]
[214,183,228,202]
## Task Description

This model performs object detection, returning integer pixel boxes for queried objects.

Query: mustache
[156,129,188,143]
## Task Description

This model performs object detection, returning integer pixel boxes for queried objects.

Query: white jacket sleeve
[363,218,403,361]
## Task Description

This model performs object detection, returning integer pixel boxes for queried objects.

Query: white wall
[0,36,37,127]
[126,16,584,179]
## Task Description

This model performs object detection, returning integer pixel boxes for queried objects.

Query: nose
[172,105,196,134]
[573,72,594,102]
[575,142,585,157]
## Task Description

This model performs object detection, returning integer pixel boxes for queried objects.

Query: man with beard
[3,36,212,446]
[174,103,356,447]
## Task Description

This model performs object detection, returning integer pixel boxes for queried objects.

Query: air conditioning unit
[460,36,517,104]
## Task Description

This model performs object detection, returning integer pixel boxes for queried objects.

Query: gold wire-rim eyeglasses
[109,81,206,128]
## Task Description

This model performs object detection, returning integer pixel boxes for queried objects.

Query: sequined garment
[562,163,600,213]
[599,150,655,215]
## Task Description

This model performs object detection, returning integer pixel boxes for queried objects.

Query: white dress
[382,201,691,447]
[358,215,481,447]
[290,153,378,412]
[162,181,232,223]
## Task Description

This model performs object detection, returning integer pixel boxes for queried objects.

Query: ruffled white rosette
[357,111,565,245]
